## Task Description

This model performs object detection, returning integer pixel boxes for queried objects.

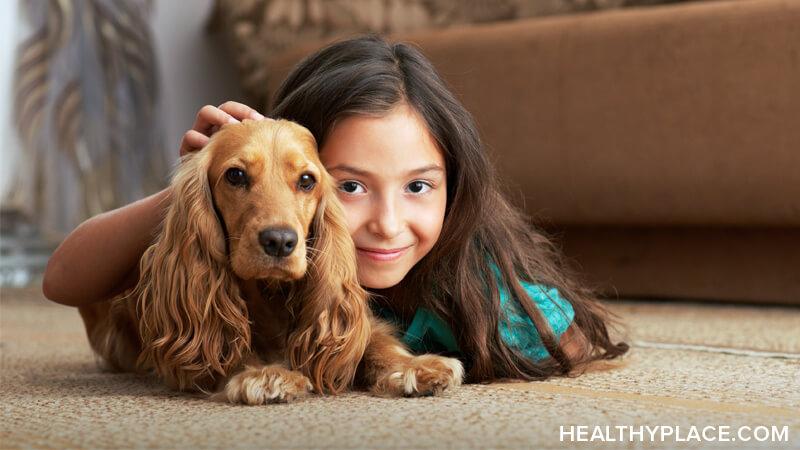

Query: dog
[77,119,463,404]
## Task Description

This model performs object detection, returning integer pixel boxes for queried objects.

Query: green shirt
[372,268,575,362]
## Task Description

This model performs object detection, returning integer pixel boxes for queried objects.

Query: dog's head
[135,119,370,394]
[204,119,322,281]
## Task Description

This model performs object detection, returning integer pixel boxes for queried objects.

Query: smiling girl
[43,35,627,382]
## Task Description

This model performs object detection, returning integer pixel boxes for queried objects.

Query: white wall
[0,1,23,203]
[151,0,244,162]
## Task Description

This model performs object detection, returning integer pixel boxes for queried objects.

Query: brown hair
[270,35,628,381]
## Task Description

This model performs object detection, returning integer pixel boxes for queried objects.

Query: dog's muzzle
[259,228,298,258]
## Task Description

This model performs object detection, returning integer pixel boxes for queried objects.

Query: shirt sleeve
[375,263,575,362]
[496,276,576,362]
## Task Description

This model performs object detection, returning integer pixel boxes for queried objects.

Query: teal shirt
[372,268,575,362]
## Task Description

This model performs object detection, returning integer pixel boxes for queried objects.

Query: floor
[1,288,798,449]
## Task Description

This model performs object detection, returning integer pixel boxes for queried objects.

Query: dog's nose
[259,228,298,258]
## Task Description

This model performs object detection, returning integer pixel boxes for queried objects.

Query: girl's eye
[339,181,365,194]
[406,180,432,194]
[298,173,316,191]
[225,168,248,187]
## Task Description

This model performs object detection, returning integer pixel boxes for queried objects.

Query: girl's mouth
[356,246,412,262]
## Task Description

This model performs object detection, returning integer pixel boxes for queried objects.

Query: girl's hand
[179,101,267,157]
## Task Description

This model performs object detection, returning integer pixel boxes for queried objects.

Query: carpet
[1,288,798,449]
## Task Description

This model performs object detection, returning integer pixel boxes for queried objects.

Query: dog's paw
[372,354,464,397]
[221,365,313,405]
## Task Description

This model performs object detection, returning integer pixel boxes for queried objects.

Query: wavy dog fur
[134,144,252,391]
[286,193,371,394]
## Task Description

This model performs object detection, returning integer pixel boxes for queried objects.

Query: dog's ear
[287,172,371,394]
[134,148,250,391]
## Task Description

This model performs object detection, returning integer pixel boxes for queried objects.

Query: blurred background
[0,0,690,289]
[1,0,243,287]
[3,0,798,306]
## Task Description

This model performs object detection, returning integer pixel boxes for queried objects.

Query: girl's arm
[42,102,265,307]
[42,188,172,306]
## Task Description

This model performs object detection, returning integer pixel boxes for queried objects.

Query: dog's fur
[77,119,462,404]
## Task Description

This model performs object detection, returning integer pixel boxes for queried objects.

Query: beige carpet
[1,288,798,449]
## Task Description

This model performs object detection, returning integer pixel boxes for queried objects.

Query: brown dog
[78,119,463,404]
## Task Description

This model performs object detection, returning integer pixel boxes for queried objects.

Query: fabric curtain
[11,0,168,242]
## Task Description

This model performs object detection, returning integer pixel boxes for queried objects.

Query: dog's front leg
[360,318,464,397]
[214,355,313,405]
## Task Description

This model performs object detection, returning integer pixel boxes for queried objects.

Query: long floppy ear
[134,149,251,391]
[287,173,371,394]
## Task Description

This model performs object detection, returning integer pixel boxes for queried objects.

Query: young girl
[43,35,627,382]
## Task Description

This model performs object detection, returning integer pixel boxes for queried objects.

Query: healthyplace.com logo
[560,425,790,443]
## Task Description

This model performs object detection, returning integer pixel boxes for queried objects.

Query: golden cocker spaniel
[78,119,463,404]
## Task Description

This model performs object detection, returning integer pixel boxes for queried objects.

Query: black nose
[258,228,298,258]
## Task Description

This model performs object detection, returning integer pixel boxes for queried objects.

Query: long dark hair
[271,34,628,381]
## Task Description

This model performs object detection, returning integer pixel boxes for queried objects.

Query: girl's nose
[368,195,402,240]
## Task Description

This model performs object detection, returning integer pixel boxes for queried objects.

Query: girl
[43,35,627,382]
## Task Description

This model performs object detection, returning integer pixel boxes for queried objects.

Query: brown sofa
[237,0,800,304]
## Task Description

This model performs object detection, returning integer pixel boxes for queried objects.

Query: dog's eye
[225,168,248,187]
[298,173,316,191]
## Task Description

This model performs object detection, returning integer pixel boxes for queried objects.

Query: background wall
[151,0,244,165]
[0,1,23,203]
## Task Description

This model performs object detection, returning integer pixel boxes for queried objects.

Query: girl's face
[320,104,447,289]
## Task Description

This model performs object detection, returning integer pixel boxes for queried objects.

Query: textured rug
[1,288,798,449]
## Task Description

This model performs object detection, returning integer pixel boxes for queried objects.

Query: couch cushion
[209,0,691,108]
[268,0,800,227]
